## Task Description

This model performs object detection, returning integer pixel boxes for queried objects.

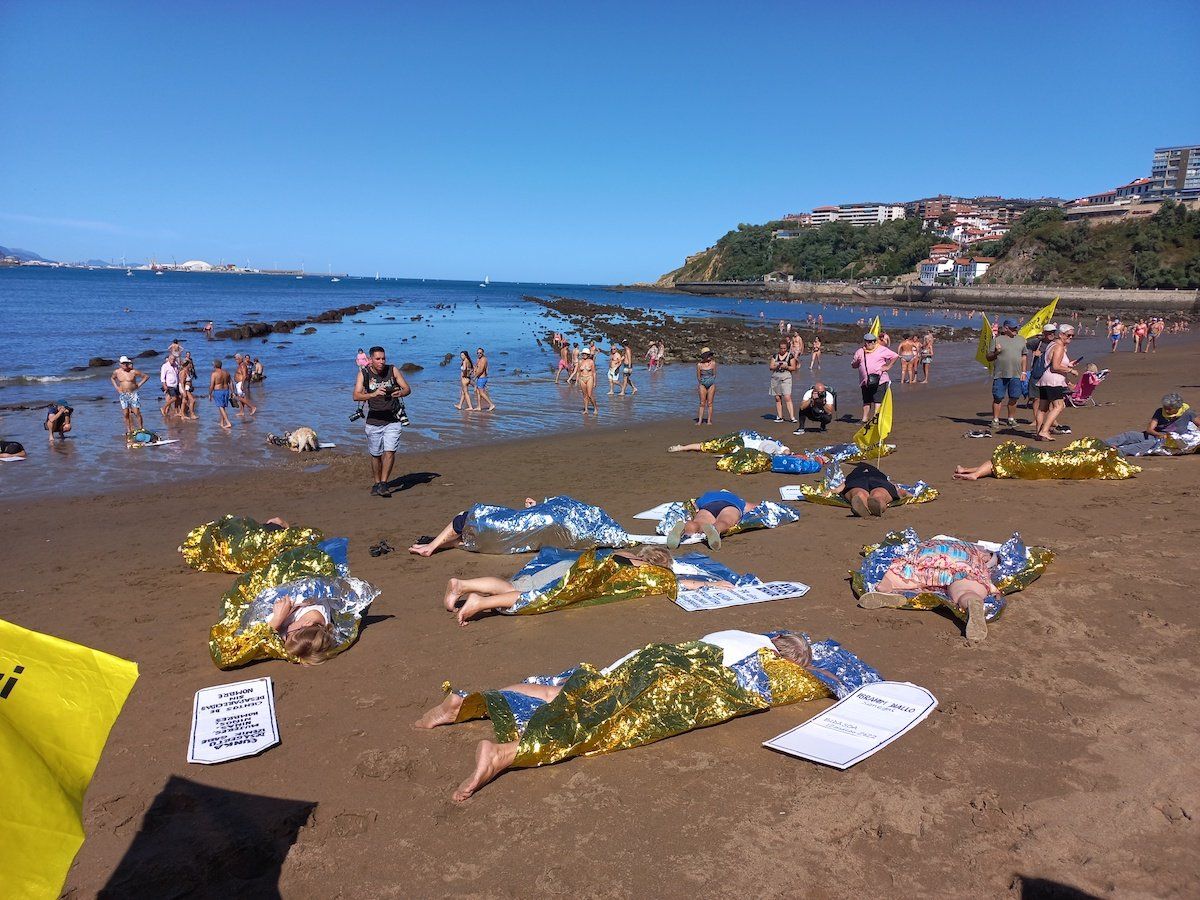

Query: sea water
[0,267,1063,498]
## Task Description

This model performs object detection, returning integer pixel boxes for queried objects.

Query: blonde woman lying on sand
[414,628,881,801]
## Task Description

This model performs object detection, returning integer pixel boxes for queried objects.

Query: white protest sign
[763,681,936,769]
[188,677,280,764]
[633,502,677,521]
[778,486,803,501]
[674,581,810,612]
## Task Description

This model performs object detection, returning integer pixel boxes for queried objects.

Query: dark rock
[399,362,423,372]
[88,357,115,368]
[302,327,317,335]
[137,349,158,358]
[439,353,453,366]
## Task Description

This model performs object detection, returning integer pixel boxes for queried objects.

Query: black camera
[349,407,365,422]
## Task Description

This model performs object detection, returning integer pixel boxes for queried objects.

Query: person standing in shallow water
[473,347,495,411]
[577,350,598,416]
[208,359,234,429]
[696,347,716,425]
[455,350,475,411]
[620,342,637,396]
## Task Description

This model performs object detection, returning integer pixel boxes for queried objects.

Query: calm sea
[0,267,1075,498]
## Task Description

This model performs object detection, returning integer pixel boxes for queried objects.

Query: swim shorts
[212,389,231,408]
[165,386,180,399]
[0,440,24,455]
[991,377,1023,402]
[476,377,489,390]
[119,391,140,409]
[365,421,404,456]
[860,381,889,404]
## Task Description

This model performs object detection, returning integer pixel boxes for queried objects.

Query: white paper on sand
[188,677,280,764]
[633,502,676,521]
[628,532,704,546]
[128,439,180,449]
[318,442,337,449]
[931,534,1003,552]
[763,681,937,770]
[778,486,804,501]
[673,580,810,612]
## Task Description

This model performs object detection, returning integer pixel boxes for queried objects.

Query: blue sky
[2,1,1197,282]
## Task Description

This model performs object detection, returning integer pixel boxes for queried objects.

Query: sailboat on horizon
[479,275,490,287]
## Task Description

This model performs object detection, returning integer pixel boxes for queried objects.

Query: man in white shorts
[353,345,412,497]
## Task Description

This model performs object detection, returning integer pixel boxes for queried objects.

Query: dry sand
[5,340,1198,898]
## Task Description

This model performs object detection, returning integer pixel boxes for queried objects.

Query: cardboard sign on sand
[764,681,937,769]
[188,677,279,764]
[674,581,810,612]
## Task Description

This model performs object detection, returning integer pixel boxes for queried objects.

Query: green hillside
[980,202,1200,289]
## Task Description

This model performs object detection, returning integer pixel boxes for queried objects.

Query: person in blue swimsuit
[666,489,756,550]
[695,347,717,425]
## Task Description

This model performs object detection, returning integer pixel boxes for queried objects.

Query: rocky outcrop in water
[214,304,378,340]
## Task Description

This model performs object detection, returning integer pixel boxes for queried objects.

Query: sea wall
[673,281,1200,315]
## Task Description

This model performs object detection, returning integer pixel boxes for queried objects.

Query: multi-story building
[953,257,994,284]
[1149,144,1200,200]
[781,212,813,226]
[808,203,906,227]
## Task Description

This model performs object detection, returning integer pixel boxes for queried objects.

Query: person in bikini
[110,356,150,433]
[456,350,475,410]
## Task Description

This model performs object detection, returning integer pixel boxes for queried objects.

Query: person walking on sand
[353,345,412,497]
[769,340,797,424]
[234,354,257,417]
[986,319,1028,428]
[111,356,149,433]
[577,350,598,416]
[607,344,622,396]
[696,347,717,425]
[1035,324,1078,441]
[473,347,496,411]
[620,342,638,395]
[159,354,181,419]
[208,359,235,430]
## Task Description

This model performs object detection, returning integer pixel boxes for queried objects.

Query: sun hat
[863,333,878,341]
[1043,323,1058,333]
[119,355,132,363]
[1059,324,1076,335]
[700,346,713,357]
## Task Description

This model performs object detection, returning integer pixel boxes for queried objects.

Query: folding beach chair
[1067,369,1108,407]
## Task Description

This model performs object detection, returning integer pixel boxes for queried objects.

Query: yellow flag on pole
[868,315,882,338]
[853,383,893,450]
[1018,297,1058,339]
[976,312,994,371]
[0,618,138,900]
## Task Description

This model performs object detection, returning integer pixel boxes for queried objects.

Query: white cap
[119,355,132,364]
[1042,323,1058,332]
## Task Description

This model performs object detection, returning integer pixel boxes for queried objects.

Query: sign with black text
[188,677,279,764]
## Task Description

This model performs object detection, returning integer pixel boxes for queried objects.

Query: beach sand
[6,340,1198,898]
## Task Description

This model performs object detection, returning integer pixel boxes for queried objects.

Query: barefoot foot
[443,577,463,611]
[456,593,487,626]
[965,595,988,641]
[409,542,436,557]
[453,740,518,802]
[414,692,464,729]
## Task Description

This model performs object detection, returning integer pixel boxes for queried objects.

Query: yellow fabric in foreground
[991,438,1141,480]
[454,641,832,768]
[179,515,323,574]
[699,433,748,455]
[512,549,679,615]
[853,387,893,450]
[208,545,339,668]
[976,313,994,371]
[0,619,138,900]
[799,482,938,509]
[716,447,773,474]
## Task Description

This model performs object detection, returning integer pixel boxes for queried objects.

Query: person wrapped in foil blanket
[409,495,634,556]
[208,537,377,668]
[668,430,894,475]
[445,547,760,623]
[952,438,1141,481]
[655,494,801,549]
[796,462,938,509]
[179,515,323,573]
[852,528,1054,641]
[415,629,882,800]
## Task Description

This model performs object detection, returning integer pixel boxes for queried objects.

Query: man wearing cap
[110,356,150,433]
[159,354,181,418]
[986,319,1029,428]
[1025,323,1058,413]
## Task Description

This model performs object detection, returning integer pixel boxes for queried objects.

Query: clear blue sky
[2,1,1197,282]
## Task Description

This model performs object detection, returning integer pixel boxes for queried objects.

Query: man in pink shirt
[851,333,898,424]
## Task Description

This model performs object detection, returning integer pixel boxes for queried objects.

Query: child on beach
[266,595,335,665]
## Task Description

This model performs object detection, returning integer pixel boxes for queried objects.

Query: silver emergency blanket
[655,497,801,537]
[459,495,634,554]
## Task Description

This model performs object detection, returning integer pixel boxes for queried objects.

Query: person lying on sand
[264,594,335,665]
[443,545,738,624]
[0,439,26,459]
[668,430,789,456]
[840,462,912,518]
[409,495,633,556]
[953,438,1141,481]
[414,629,881,801]
[180,514,320,574]
[666,490,758,550]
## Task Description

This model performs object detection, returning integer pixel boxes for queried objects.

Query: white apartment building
[809,203,907,227]
[1150,144,1200,200]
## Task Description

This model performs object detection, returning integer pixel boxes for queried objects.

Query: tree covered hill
[658,201,1200,289]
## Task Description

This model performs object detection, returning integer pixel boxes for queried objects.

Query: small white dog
[288,427,319,452]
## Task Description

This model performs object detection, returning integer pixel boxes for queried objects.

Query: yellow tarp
[0,618,138,900]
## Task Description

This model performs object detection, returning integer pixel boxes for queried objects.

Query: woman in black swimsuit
[456,350,476,411]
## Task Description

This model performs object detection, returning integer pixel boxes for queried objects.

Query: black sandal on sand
[369,540,395,557]
[965,430,993,439]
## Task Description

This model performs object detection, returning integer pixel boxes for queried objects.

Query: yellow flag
[868,315,882,338]
[976,312,994,370]
[1018,297,1058,339]
[854,384,893,450]
[0,619,138,900]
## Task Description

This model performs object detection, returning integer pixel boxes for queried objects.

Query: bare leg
[953,461,995,480]
[444,575,516,611]
[1038,400,1065,440]
[949,580,989,641]
[414,682,562,730]
[845,487,870,518]
[458,590,522,625]
[411,519,463,556]
[454,740,519,801]
[867,488,893,517]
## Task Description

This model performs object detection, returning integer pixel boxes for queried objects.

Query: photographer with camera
[794,381,836,434]
[353,346,412,498]
[851,333,897,425]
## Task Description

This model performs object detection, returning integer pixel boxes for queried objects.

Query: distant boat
[480,275,490,287]
[155,270,163,276]
[331,277,341,283]
[296,275,303,279]
[125,268,133,276]
[375,271,380,281]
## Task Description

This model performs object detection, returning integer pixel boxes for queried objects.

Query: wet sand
[5,339,1198,898]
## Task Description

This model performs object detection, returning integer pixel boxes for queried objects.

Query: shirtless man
[620,341,638,395]
[578,350,598,415]
[234,353,257,416]
[473,347,495,411]
[555,342,570,384]
[168,338,183,361]
[208,359,234,429]
[110,356,150,433]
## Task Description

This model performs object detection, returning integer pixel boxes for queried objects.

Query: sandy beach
[6,338,1198,898]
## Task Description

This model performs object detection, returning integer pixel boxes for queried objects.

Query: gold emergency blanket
[991,438,1141,480]
[716,447,772,474]
[511,549,678,615]
[208,546,339,668]
[799,482,938,508]
[700,433,751,455]
[453,641,832,767]
[179,515,323,573]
